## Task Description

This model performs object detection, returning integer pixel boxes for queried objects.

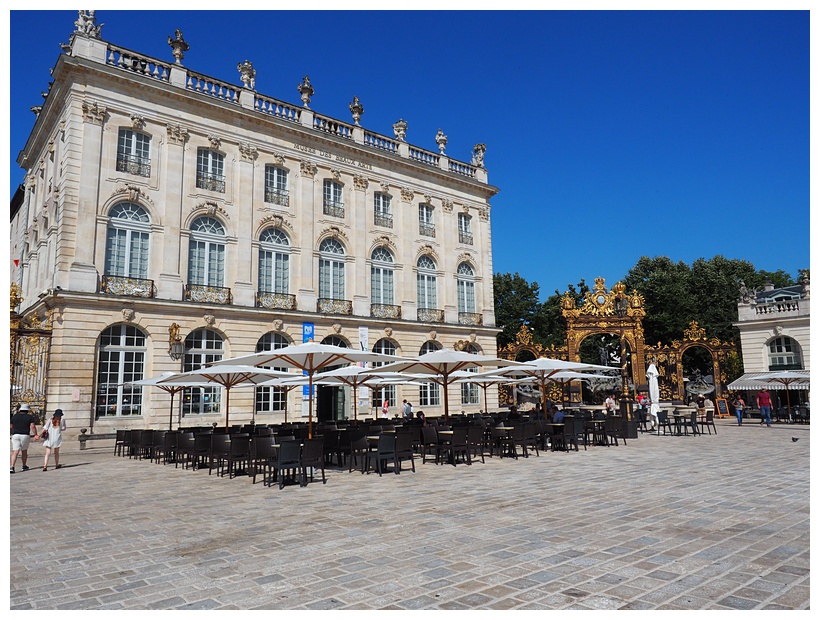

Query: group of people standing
[10,403,66,473]
[731,387,772,427]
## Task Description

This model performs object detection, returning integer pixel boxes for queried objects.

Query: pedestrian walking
[733,395,746,425]
[41,409,67,471]
[11,403,40,473]
[757,388,772,427]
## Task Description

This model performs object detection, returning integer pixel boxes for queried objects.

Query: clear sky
[6,7,811,300]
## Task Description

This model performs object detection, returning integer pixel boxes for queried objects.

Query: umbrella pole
[224,386,231,433]
[169,390,175,431]
[353,381,358,424]
[308,374,314,439]
[442,372,450,425]
[482,384,488,414]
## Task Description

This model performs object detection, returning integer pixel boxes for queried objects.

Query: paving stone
[9,423,809,609]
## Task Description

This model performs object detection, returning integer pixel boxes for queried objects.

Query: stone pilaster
[156,123,188,299]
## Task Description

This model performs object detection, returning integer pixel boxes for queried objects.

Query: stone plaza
[10,420,810,610]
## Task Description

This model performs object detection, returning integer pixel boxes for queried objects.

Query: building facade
[10,13,500,436]
[728,276,810,397]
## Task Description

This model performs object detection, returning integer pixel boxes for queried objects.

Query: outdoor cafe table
[672,409,697,436]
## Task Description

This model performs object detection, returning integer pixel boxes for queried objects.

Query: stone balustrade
[185,70,240,104]
[106,44,172,82]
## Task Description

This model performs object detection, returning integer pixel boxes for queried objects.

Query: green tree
[538,280,589,348]
[492,272,543,349]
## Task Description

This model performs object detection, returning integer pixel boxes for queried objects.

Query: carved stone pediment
[112,184,154,206]
[400,187,414,203]
[353,174,368,190]
[371,235,397,254]
[330,168,342,181]
[379,181,390,193]
[239,142,258,162]
[259,214,293,235]
[319,225,350,246]
[272,152,285,166]
[130,114,146,130]
[441,198,454,212]
[207,134,221,150]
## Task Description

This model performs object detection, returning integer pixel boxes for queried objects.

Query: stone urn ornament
[297,76,314,108]
[349,96,364,125]
[168,29,189,64]
[237,60,256,90]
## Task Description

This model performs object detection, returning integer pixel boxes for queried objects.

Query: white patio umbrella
[646,363,661,426]
[755,370,810,417]
[450,370,522,415]
[125,372,216,431]
[210,342,404,437]
[378,349,519,423]
[252,374,309,424]
[158,365,294,431]
[488,358,614,417]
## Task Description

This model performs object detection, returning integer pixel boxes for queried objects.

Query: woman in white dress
[41,409,67,471]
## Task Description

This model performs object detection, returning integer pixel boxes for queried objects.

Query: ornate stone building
[728,274,810,390]
[10,12,500,435]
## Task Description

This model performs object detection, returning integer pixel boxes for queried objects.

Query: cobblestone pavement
[9,420,810,610]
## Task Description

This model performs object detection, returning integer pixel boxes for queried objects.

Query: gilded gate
[10,284,52,422]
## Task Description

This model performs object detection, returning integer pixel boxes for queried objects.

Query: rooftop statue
[349,96,364,125]
[435,129,448,154]
[471,143,486,168]
[297,76,314,108]
[393,119,408,142]
[74,10,103,38]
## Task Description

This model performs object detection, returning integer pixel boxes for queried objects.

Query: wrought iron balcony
[458,312,483,326]
[100,275,154,297]
[317,298,352,315]
[417,307,444,323]
[256,291,296,310]
[371,303,401,319]
[184,284,232,305]
[374,213,393,228]
[264,187,289,207]
[323,200,345,218]
[116,153,151,177]
[196,171,225,193]
[459,231,474,245]
[419,223,436,238]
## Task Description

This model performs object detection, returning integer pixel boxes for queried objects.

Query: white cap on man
[19,403,30,411]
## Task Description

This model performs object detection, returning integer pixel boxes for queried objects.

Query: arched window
[95,324,147,418]
[461,344,480,405]
[182,329,224,416]
[255,332,290,414]
[371,247,394,305]
[105,203,151,278]
[457,262,476,314]
[259,228,290,294]
[371,339,397,409]
[417,255,437,309]
[319,238,345,300]
[768,336,802,370]
[419,341,441,407]
[188,216,226,287]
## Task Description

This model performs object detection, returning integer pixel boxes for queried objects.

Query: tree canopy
[494,256,800,350]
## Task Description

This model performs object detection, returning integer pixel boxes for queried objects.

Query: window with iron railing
[419,204,435,237]
[323,180,344,217]
[117,129,151,177]
[374,192,392,227]
[264,165,289,207]
[196,148,225,193]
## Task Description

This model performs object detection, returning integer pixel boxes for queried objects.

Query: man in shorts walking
[11,403,40,473]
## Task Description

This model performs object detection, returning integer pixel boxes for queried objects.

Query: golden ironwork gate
[10,284,52,422]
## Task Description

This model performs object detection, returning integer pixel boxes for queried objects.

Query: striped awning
[727,372,810,391]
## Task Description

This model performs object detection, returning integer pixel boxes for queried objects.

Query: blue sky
[6,8,810,299]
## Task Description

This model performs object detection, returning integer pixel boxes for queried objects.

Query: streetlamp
[168,323,184,361]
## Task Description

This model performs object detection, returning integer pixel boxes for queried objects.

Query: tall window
[418,341,441,407]
[458,212,473,244]
[371,339,397,409]
[461,344,480,405]
[258,228,290,294]
[323,180,344,216]
[105,203,150,278]
[117,129,151,177]
[188,217,226,287]
[264,165,289,207]
[370,247,395,305]
[457,262,476,314]
[182,329,224,416]
[419,204,435,237]
[374,193,392,227]
[95,324,147,418]
[319,238,345,300]
[255,333,290,414]
[417,255,437,309]
[196,148,225,193]
[768,336,801,370]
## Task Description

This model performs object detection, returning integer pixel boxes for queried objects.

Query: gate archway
[561,278,647,400]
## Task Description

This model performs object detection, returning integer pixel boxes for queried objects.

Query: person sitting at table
[416,411,427,427]
[551,406,565,424]
[506,406,520,421]
[605,394,618,415]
